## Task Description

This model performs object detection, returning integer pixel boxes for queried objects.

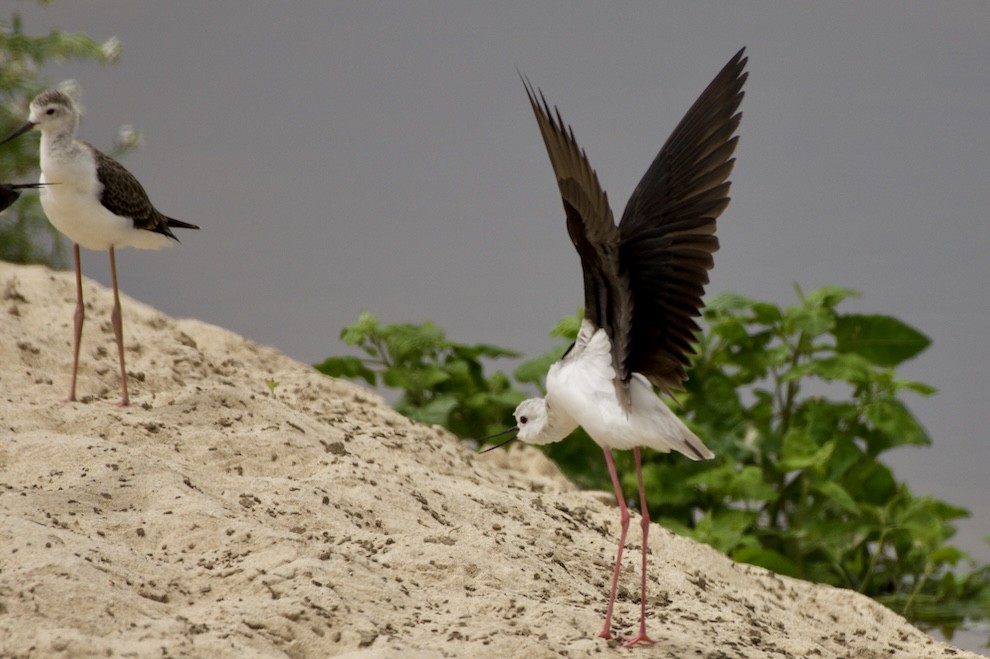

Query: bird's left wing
[92,147,176,239]
[617,49,747,393]
[521,76,635,396]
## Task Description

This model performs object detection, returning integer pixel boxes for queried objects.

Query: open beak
[478,426,519,454]
[0,121,37,147]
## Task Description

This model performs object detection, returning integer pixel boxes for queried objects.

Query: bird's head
[513,398,558,445]
[479,397,574,454]
[28,89,78,134]
[0,89,78,146]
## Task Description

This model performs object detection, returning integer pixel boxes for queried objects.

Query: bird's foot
[597,628,614,641]
[621,628,655,647]
[116,397,130,408]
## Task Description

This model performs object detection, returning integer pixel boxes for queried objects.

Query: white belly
[40,150,172,251]
[546,322,711,458]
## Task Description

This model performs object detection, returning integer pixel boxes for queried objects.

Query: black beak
[478,426,520,454]
[0,121,37,147]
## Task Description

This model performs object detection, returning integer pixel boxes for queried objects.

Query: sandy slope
[0,261,982,658]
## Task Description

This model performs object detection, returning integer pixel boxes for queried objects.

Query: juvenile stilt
[1,87,199,405]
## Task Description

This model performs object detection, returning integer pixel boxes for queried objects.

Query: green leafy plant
[264,378,280,396]
[1,8,131,265]
[317,288,989,642]
[315,311,525,439]
[672,286,989,638]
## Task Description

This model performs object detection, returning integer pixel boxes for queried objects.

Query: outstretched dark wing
[92,147,198,239]
[522,76,634,391]
[618,48,747,392]
[0,182,45,213]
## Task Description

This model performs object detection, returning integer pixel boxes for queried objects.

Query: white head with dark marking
[513,397,575,446]
[28,88,80,136]
[0,87,80,148]
[479,396,577,454]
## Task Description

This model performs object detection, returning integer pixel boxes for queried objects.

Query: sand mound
[0,261,979,658]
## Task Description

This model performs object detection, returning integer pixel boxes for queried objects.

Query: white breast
[39,138,172,251]
[547,319,710,457]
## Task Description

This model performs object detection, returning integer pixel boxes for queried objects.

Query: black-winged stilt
[497,49,747,645]
[1,88,199,406]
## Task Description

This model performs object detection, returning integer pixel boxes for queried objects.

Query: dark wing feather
[618,48,747,392]
[0,182,45,213]
[92,147,199,239]
[521,76,634,396]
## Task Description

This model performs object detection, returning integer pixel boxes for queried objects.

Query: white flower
[101,36,122,62]
[117,125,143,149]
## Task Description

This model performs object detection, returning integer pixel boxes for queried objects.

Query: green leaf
[384,322,447,362]
[340,310,379,345]
[706,291,755,313]
[786,304,835,337]
[801,285,860,308]
[401,395,458,426]
[711,317,750,344]
[864,398,931,448]
[750,301,783,324]
[452,343,520,361]
[894,379,938,397]
[691,509,758,553]
[929,546,966,566]
[382,365,450,391]
[732,546,801,577]
[783,353,875,384]
[834,314,930,367]
[730,465,778,501]
[313,356,376,385]
[844,461,897,505]
[813,481,861,515]
[549,311,582,340]
[780,428,834,471]
[688,464,776,501]
[686,461,736,491]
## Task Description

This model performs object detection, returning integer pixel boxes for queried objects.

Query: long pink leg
[108,246,129,407]
[67,243,84,402]
[598,447,630,640]
[623,447,655,646]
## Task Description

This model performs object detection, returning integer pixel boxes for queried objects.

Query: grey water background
[8,1,989,649]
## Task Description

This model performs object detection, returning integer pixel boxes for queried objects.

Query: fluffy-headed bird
[1,88,199,406]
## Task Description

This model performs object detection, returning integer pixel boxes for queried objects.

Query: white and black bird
[0,182,46,213]
[499,50,746,644]
[0,88,199,406]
